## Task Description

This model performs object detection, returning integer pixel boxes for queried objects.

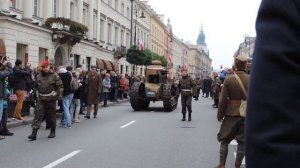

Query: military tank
[130,61,179,112]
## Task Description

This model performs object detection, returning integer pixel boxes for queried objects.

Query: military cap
[40,60,50,68]
[91,65,97,69]
[235,55,249,62]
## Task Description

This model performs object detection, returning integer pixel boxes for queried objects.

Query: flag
[10,0,16,2]
[138,39,144,51]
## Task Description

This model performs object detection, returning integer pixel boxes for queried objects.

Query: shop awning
[102,60,113,71]
[96,59,119,72]
[96,59,105,70]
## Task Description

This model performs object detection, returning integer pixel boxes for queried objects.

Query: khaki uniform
[194,78,202,100]
[212,77,222,107]
[178,76,196,120]
[217,70,249,167]
[32,71,63,130]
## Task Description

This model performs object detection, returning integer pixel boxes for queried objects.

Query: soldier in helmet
[28,60,63,141]
[215,55,249,168]
[178,67,196,121]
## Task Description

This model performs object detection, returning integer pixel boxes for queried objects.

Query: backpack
[69,72,79,91]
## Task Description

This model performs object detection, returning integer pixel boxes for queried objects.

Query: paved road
[0,97,243,168]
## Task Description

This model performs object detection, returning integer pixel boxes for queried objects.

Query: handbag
[234,73,247,117]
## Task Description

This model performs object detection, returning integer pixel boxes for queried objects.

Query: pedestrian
[70,69,82,123]
[28,60,63,140]
[110,71,118,102]
[58,66,73,128]
[0,61,13,140]
[194,75,202,100]
[12,59,30,120]
[246,0,300,167]
[178,67,196,121]
[215,55,249,168]
[212,74,222,108]
[102,73,111,107]
[85,65,102,119]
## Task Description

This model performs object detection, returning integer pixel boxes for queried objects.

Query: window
[126,66,128,73]
[121,29,124,46]
[93,12,98,40]
[100,19,105,41]
[70,2,75,20]
[121,3,124,15]
[126,32,130,47]
[126,7,130,18]
[83,5,88,26]
[108,23,112,43]
[53,0,59,17]
[115,0,119,11]
[33,0,40,16]
[114,26,119,45]
[10,0,17,8]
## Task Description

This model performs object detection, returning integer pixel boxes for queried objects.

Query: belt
[38,91,57,97]
[181,89,191,92]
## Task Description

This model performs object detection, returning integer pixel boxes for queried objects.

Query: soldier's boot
[181,113,186,121]
[28,128,38,141]
[48,129,56,138]
[188,113,192,121]
[216,142,228,168]
[235,143,245,168]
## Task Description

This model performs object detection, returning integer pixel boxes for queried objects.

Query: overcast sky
[146,0,262,69]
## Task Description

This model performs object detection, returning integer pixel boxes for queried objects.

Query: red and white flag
[138,39,144,51]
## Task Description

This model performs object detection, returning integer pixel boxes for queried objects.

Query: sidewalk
[7,98,129,129]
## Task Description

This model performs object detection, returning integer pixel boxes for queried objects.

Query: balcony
[114,45,127,59]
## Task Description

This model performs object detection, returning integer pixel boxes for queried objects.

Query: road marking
[43,150,81,168]
[234,152,245,165]
[120,120,136,128]
[230,140,238,145]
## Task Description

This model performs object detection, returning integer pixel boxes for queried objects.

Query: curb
[7,99,130,129]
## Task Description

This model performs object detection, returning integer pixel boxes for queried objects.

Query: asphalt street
[0,97,244,168]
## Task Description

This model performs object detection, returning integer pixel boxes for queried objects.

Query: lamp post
[130,0,134,47]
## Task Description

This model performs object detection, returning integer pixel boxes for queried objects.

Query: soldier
[194,75,202,100]
[178,67,196,121]
[215,55,249,168]
[28,60,63,141]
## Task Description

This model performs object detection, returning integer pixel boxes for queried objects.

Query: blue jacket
[102,78,111,93]
[12,66,30,91]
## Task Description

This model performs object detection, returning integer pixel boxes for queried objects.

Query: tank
[130,61,179,112]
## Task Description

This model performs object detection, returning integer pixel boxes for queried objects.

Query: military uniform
[178,75,196,121]
[194,77,202,100]
[212,77,222,108]
[29,69,63,140]
[216,65,249,167]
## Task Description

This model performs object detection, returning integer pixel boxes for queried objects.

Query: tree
[126,46,151,66]
[144,49,167,67]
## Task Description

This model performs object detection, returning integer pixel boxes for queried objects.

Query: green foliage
[45,17,88,35]
[126,47,168,67]
[126,46,152,66]
[144,49,167,67]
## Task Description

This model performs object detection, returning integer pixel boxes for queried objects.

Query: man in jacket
[12,59,30,120]
[85,65,102,119]
[102,73,111,107]
[58,66,73,128]
[216,56,249,168]
[28,60,63,140]
[246,0,300,167]
[194,75,202,100]
[178,67,196,121]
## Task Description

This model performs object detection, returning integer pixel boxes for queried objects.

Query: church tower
[197,24,206,47]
